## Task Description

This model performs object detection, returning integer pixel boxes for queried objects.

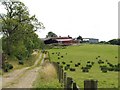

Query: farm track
[2,53,46,88]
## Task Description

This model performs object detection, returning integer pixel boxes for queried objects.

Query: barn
[43,37,73,45]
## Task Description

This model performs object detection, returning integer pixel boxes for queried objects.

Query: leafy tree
[46,31,57,38]
[0,0,45,59]
[108,39,120,45]
[77,35,83,42]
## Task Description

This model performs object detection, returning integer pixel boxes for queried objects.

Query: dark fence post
[73,82,79,90]
[61,68,64,85]
[48,52,51,61]
[64,72,67,89]
[58,65,61,83]
[66,77,73,90]
[84,80,98,90]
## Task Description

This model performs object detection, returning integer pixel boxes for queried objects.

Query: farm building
[43,37,74,45]
[83,38,99,43]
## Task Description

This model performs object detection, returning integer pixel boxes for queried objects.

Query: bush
[78,63,81,65]
[101,69,107,73]
[70,68,76,71]
[18,60,24,65]
[91,62,94,65]
[82,68,89,72]
[57,62,60,64]
[87,61,90,63]
[3,62,13,72]
[61,56,64,58]
[8,64,13,69]
[108,67,114,71]
[64,66,69,70]
[70,61,72,63]
[100,65,108,72]
[62,62,66,64]
[66,64,70,67]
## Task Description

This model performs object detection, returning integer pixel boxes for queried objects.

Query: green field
[49,44,119,88]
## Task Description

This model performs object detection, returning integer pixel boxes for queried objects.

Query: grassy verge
[4,51,41,71]
[36,53,44,67]
[33,62,62,89]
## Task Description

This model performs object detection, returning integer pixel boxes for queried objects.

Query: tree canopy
[0,0,45,60]
[77,35,83,42]
[108,39,120,45]
[46,31,57,38]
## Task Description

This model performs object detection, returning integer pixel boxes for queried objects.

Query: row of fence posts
[52,62,98,90]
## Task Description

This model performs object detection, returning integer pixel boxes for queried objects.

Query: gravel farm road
[2,53,45,88]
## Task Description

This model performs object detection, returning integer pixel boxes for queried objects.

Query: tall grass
[33,62,61,89]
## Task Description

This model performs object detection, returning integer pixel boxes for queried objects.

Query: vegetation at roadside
[33,62,62,89]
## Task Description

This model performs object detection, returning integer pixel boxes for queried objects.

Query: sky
[0,0,120,41]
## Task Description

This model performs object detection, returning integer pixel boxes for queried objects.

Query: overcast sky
[1,0,120,41]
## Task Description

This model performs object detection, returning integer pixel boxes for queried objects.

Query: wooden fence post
[61,68,64,84]
[58,65,61,83]
[48,52,51,61]
[73,82,79,90]
[66,77,73,90]
[64,72,67,89]
[84,80,98,90]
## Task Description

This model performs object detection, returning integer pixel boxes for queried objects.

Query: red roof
[56,39,73,42]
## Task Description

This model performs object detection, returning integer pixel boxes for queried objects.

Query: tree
[46,31,57,38]
[77,35,83,42]
[0,0,45,58]
[108,39,120,45]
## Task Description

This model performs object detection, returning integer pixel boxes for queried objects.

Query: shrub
[87,61,90,63]
[108,67,114,71]
[82,68,89,72]
[3,62,13,72]
[66,64,70,67]
[86,64,92,68]
[109,64,114,67]
[57,62,60,64]
[115,56,117,58]
[75,64,79,67]
[61,56,64,58]
[78,63,81,65]
[64,66,69,70]
[60,65,63,68]
[58,57,60,59]
[70,68,76,71]
[102,69,107,73]
[98,60,104,64]
[18,60,24,65]
[91,62,94,65]
[70,61,72,63]
[100,65,108,72]
[52,52,54,55]
[98,56,101,58]
[62,62,66,64]
[114,67,120,72]
[8,64,13,69]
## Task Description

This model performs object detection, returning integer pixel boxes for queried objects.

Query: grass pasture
[49,44,119,88]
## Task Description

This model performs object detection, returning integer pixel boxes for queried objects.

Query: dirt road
[2,53,46,88]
